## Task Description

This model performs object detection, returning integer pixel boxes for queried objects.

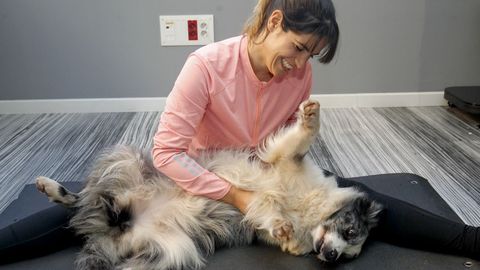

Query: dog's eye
[345,229,357,239]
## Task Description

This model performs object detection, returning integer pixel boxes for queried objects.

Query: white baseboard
[312,91,447,108]
[0,97,167,114]
[0,92,446,114]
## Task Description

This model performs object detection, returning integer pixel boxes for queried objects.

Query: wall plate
[159,15,214,46]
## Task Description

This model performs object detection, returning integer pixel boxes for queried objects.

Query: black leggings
[337,177,479,260]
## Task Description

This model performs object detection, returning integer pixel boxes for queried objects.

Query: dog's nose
[325,249,338,262]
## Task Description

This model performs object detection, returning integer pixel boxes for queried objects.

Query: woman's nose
[295,52,311,69]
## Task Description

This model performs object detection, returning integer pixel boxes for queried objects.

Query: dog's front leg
[258,99,320,165]
[244,191,294,242]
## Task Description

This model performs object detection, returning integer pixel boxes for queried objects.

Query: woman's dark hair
[243,0,339,63]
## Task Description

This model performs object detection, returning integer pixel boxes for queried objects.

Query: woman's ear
[267,9,284,32]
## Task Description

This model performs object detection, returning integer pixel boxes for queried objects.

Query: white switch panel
[159,15,214,46]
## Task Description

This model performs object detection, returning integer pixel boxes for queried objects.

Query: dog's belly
[198,150,309,192]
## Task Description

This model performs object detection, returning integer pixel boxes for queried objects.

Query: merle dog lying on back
[36,100,382,269]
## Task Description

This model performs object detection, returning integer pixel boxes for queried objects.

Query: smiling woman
[152,0,479,262]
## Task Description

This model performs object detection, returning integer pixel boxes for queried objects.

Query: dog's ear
[366,199,383,229]
[357,197,384,229]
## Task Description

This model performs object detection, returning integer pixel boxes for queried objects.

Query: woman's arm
[219,185,254,214]
[152,54,233,201]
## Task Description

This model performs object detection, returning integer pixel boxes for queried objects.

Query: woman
[152,0,479,260]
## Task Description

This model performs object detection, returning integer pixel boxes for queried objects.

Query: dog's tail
[36,176,79,207]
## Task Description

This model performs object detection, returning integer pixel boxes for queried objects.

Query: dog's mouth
[311,224,326,254]
[313,237,324,253]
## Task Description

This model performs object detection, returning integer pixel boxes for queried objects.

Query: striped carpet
[0,107,479,225]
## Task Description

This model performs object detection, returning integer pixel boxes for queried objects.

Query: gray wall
[313,0,480,94]
[0,0,479,100]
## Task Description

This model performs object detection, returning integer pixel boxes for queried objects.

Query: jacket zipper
[253,85,264,145]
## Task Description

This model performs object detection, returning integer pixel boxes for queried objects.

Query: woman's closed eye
[295,44,304,52]
[295,44,315,59]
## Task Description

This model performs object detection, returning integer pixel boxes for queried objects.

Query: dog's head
[311,195,383,262]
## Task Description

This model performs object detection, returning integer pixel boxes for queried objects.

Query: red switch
[187,20,198,41]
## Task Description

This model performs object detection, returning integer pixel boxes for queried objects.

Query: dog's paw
[281,239,310,256]
[271,219,294,241]
[299,100,320,132]
[36,176,61,200]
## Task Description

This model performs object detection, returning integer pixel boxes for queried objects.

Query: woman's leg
[337,176,479,260]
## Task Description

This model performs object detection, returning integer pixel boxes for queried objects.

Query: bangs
[311,22,339,64]
[303,35,330,62]
[282,4,339,64]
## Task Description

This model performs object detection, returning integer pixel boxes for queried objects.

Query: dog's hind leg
[74,241,117,270]
[36,176,79,207]
[116,236,206,270]
[258,99,320,164]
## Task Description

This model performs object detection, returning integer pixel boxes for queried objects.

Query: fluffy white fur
[36,100,381,269]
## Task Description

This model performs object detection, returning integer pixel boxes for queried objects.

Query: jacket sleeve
[152,54,232,200]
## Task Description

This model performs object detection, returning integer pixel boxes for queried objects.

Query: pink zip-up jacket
[152,35,312,200]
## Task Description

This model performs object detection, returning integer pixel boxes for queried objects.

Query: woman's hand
[220,185,254,214]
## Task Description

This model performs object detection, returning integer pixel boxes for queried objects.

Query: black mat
[0,174,478,269]
[445,86,480,114]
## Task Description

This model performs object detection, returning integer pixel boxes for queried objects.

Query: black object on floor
[444,86,480,114]
[0,174,478,270]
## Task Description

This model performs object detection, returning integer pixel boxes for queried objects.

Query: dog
[36,100,383,269]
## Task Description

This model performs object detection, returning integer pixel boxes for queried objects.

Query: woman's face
[253,10,327,79]
[262,29,325,78]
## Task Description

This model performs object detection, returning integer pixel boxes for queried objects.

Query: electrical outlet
[160,15,214,46]
[187,20,198,40]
